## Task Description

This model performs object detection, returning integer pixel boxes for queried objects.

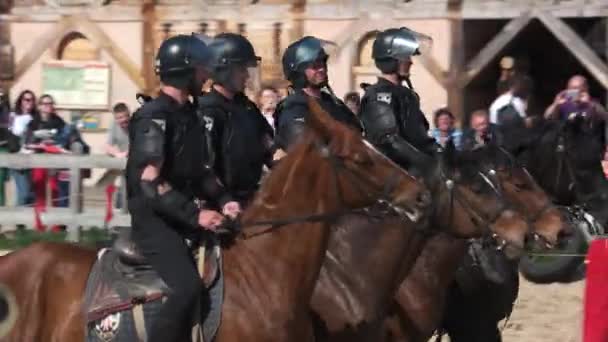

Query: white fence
[0,146,130,241]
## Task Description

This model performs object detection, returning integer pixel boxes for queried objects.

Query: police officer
[126,34,240,342]
[359,27,438,172]
[198,33,274,205]
[275,36,362,151]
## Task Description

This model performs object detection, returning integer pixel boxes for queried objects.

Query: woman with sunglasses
[8,90,37,207]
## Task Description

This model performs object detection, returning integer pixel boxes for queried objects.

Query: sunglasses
[22,98,34,102]
[40,101,54,106]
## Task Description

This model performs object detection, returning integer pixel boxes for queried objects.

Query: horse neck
[407,233,467,294]
[395,233,467,334]
[226,142,343,311]
[311,216,426,332]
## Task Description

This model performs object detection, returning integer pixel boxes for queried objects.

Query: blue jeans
[9,169,31,206]
[56,179,70,208]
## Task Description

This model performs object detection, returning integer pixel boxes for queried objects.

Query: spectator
[489,74,532,127]
[9,90,37,207]
[462,109,503,151]
[344,91,361,114]
[25,95,67,230]
[0,89,9,128]
[104,102,130,158]
[258,85,280,130]
[104,102,131,209]
[545,75,608,153]
[0,90,11,206]
[544,75,608,123]
[497,56,516,95]
[429,107,462,150]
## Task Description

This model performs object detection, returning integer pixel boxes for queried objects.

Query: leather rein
[234,143,421,239]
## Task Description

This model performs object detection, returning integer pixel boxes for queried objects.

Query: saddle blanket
[82,235,224,342]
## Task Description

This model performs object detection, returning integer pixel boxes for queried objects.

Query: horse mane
[240,98,365,233]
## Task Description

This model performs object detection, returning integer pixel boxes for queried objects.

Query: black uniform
[198,88,274,204]
[274,89,362,150]
[359,77,437,170]
[461,124,504,151]
[126,92,231,342]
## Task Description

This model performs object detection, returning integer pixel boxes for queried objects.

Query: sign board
[42,60,111,110]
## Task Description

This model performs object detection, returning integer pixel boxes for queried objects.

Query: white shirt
[489,93,527,124]
[9,112,33,137]
[262,113,274,131]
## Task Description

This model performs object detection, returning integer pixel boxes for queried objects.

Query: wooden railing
[0,144,129,242]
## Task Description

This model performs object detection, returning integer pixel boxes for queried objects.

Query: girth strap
[133,304,147,342]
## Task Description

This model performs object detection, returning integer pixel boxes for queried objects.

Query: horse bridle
[237,142,422,239]
[554,133,578,193]
[431,157,512,245]
[494,146,558,248]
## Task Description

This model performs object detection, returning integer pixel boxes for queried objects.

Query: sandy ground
[501,276,584,342]
[433,276,585,342]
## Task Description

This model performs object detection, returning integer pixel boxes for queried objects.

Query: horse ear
[306,96,358,158]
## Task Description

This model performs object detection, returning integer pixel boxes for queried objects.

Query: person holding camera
[544,75,608,123]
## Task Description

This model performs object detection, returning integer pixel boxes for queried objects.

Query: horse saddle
[83,228,223,341]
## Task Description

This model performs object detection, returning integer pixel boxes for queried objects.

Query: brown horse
[385,145,571,342]
[0,98,430,342]
[310,143,532,342]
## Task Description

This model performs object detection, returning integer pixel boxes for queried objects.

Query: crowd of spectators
[3,61,608,230]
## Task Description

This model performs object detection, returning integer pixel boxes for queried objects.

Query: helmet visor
[317,38,338,57]
[295,38,336,68]
[246,65,261,93]
[392,27,433,60]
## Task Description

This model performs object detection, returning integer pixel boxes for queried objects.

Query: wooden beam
[537,11,608,90]
[446,9,466,124]
[289,0,306,42]
[142,0,158,94]
[11,16,74,87]
[418,54,448,88]
[460,12,533,87]
[72,15,146,91]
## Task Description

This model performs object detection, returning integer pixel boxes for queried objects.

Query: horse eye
[471,182,483,193]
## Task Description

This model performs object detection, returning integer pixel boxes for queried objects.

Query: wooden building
[0,0,607,134]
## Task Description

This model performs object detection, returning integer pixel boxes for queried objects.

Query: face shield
[295,38,337,68]
[392,27,433,60]
[246,63,262,95]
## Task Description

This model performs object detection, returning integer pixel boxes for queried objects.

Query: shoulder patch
[151,119,166,131]
[377,92,392,104]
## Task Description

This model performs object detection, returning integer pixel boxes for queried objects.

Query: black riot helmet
[207,33,260,92]
[372,27,432,74]
[282,36,331,89]
[155,34,212,91]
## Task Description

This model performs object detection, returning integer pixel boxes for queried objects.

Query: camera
[565,89,580,101]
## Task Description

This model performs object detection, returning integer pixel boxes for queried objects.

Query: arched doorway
[352,31,379,94]
[57,32,99,61]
